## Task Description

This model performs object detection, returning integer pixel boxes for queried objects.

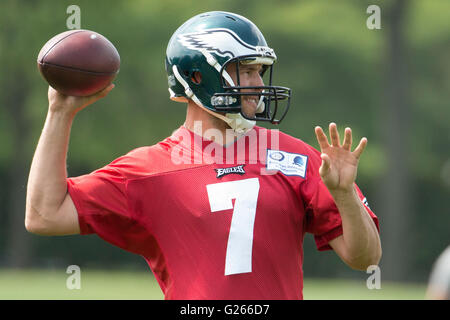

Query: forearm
[331,186,381,269]
[26,110,74,222]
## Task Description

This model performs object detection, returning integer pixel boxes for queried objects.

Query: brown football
[37,29,120,96]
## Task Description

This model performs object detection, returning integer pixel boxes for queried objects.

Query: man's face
[225,62,265,118]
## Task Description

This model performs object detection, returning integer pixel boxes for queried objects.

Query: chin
[241,112,256,120]
[241,106,256,119]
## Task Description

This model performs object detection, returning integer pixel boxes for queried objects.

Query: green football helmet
[165,11,291,133]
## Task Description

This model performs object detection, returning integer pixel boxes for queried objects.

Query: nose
[252,73,264,87]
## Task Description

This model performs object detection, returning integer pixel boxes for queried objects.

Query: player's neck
[184,101,238,146]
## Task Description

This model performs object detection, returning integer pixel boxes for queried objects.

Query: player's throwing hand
[314,123,367,193]
[48,83,115,115]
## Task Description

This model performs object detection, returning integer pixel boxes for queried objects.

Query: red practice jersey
[67,126,379,299]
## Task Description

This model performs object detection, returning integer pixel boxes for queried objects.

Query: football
[37,29,120,96]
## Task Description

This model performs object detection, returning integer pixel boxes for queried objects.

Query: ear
[191,71,202,84]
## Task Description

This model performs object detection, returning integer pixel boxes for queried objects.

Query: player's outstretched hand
[314,123,367,194]
[48,83,115,116]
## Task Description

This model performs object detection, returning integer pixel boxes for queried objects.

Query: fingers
[353,137,368,159]
[315,123,341,149]
[319,153,331,177]
[342,127,352,151]
[99,83,115,96]
[81,83,115,107]
[89,83,115,101]
[316,123,366,158]
[329,122,340,147]
[314,126,330,151]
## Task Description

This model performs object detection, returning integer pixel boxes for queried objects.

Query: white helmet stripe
[201,49,235,87]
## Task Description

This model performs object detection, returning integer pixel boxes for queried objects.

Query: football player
[26,11,381,299]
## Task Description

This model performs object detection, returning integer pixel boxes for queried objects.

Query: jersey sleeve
[301,146,379,251]
[67,155,146,255]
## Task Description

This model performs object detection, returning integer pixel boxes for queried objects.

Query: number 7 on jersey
[206,178,260,276]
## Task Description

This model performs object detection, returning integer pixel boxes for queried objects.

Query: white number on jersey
[206,178,260,276]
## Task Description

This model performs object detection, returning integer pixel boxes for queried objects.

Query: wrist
[329,185,358,204]
[48,105,76,122]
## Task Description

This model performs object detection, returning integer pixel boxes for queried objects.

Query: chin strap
[172,65,256,135]
[211,112,256,135]
[256,94,265,113]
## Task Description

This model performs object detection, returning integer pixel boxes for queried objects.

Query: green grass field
[0,269,426,300]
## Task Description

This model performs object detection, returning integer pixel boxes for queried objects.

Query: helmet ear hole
[191,71,202,84]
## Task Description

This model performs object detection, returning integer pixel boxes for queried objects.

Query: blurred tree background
[0,0,448,287]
